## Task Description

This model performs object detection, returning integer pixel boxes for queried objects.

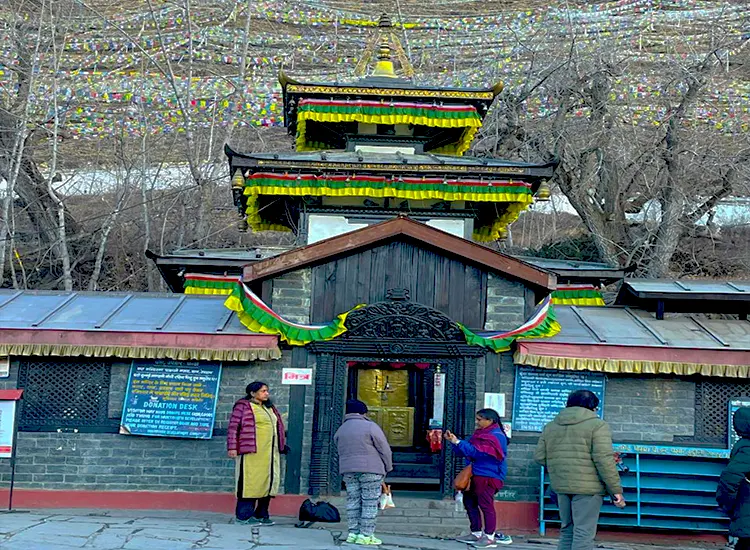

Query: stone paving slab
[0,509,728,550]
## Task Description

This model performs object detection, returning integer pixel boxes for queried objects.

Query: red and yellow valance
[241,172,533,240]
[551,284,605,306]
[184,274,240,295]
[295,98,482,156]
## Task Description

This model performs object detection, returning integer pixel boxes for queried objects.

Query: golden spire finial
[373,36,396,78]
[354,13,414,79]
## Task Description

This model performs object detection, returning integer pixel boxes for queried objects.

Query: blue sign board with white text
[513,366,605,432]
[120,359,222,439]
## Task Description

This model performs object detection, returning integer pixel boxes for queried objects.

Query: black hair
[566,389,600,411]
[346,399,368,415]
[476,408,508,441]
[476,408,501,425]
[246,381,273,407]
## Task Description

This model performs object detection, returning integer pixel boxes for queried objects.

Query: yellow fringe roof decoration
[514,351,750,379]
[0,343,280,362]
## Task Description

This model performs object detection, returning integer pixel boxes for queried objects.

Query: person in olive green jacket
[534,390,625,550]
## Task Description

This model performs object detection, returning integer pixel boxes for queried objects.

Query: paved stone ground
[0,510,729,550]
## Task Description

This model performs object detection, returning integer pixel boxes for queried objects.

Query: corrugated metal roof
[624,279,750,296]
[515,257,616,271]
[539,306,750,350]
[0,290,252,334]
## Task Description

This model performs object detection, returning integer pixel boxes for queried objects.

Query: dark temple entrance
[307,295,485,497]
[346,359,443,491]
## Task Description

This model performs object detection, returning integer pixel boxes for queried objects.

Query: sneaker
[456,533,482,543]
[234,517,259,525]
[256,517,275,526]
[495,533,513,545]
[355,534,383,545]
[471,534,498,548]
[345,533,359,543]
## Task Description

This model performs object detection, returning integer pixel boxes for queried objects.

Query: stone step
[320,521,466,538]
[325,498,458,517]
[324,495,470,538]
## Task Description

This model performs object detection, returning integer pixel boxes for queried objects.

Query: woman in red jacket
[227,381,286,525]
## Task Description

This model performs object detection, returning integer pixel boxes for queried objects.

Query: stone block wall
[0,355,292,494]
[484,274,526,331]
[603,376,695,442]
[271,269,311,324]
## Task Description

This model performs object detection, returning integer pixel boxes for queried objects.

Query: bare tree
[477,20,750,276]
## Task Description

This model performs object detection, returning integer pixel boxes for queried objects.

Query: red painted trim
[0,328,278,351]
[0,489,306,516]
[518,341,750,367]
[0,389,23,400]
[494,501,538,533]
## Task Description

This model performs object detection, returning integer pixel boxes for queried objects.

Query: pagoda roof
[226,145,556,178]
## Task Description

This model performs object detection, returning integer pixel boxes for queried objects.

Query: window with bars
[17,358,118,432]
[683,379,750,446]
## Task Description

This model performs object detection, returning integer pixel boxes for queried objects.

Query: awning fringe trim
[514,351,750,378]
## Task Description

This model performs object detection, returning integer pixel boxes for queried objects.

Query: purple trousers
[464,475,504,534]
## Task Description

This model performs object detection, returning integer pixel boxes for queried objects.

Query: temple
[226,14,554,245]
[0,14,746,542]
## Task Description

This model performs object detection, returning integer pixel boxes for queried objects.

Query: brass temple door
[357,369,415,447]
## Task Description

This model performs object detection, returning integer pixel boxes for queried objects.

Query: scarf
[239,399,286,453]
[469,423,505,461]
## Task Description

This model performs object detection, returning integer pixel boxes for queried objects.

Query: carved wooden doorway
[307,293,485,497]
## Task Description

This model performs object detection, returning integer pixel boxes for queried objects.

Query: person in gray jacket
[334,399,393,546]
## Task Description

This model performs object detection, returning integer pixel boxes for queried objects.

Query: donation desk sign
[513,366,605,432]
[120,360,222,439]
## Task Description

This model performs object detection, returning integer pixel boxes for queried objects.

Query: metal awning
[0,290,280,362]
[616,279,750,318]
[516,305,750,378]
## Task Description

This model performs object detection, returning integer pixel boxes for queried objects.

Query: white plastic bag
[379,485,396,510]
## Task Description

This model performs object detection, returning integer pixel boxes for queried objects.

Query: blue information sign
[512,366,606,432]
[120,359,222,439]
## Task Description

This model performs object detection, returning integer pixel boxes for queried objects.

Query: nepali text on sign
[120,360,222,439]
[512,366,605,433]
[281,368,313,385]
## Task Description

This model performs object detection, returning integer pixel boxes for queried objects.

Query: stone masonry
[484,273,526,331]
[0,354,291,494]
[603,376,695,442]
[270,269,311,325]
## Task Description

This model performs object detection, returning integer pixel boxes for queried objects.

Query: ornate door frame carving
[307,298,485,497]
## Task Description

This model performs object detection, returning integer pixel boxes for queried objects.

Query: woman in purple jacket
[227,381,286,526]
[334,399,393,546]
[445,408,512,548]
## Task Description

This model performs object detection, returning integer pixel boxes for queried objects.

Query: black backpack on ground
[294,498,341,528]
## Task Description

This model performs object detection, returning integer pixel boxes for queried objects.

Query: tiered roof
[226,13,555,242]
